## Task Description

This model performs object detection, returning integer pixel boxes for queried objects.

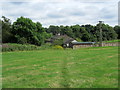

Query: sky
[0,0,119,27]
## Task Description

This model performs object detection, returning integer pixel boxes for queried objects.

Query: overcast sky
[0,0,119,27]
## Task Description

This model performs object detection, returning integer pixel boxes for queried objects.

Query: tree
[12,16,36,44]
[82,24,96,41]
[94,24,117,41]
[12,16,49,45]
[71,25,81,39]
[114,25,120,39]
[36,22,44,33]
[64,26,74,38]
[2,16,119,45]
[80,27,90,41]
[1,16,13,43]
[107,26,117,40]
[48,25,61,35]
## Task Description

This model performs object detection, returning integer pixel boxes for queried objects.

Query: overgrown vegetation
[2,43,40,52]
[2,46,118,88]
[2,43,64,52]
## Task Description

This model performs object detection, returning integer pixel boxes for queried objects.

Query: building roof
[72,42,96,45]
[46,35,74,44]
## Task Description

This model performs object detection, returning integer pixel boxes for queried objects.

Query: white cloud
[0,0,119,2]
[0,0,119,27]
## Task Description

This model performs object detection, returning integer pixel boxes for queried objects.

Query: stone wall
[102,42,120,47]
[73,42,120,49]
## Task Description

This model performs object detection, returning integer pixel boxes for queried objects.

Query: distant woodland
[1,16,120,46]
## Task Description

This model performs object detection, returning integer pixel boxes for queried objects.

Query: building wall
[73,44,94,49]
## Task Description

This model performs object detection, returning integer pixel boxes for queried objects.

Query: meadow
[2,46,118,88]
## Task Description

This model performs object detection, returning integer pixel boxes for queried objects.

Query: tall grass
[2,43,64,52]
[2,43,40,52]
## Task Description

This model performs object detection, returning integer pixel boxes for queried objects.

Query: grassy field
[2,46,118,88]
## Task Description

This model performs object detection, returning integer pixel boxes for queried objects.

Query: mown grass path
[2,46,118,88]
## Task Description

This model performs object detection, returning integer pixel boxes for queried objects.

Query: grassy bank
[2,46,118,88]
[103,39,120,43]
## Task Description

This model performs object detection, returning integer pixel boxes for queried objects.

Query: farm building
[45,34,97,49]
[70,42,96,49]
[45,34,76,48]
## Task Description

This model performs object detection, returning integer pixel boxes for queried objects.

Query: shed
[71,42,96,49]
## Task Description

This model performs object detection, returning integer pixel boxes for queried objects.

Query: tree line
[1,16,120,46]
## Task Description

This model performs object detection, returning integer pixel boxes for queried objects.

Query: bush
[52,45,64,50]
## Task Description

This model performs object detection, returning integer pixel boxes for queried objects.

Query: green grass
[2,46,118,88]
[103,39,120,43]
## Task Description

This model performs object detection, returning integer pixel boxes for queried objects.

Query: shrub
[52,45,64,50]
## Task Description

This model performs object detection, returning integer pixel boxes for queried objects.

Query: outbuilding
[71,42,96,49]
